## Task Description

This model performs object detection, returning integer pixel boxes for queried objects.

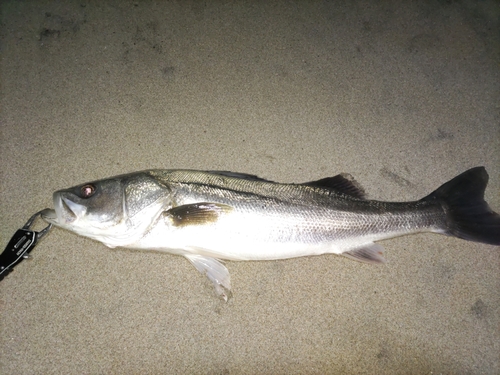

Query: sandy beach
[1,1,499,373]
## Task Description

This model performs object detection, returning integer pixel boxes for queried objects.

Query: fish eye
[80,184,96,198]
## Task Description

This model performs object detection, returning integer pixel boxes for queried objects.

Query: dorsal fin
[302,173,366,199]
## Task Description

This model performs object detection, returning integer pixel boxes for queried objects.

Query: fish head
[41,172,170,246]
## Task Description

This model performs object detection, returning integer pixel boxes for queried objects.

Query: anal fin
[342,243,386,264]
[184,254,232,301]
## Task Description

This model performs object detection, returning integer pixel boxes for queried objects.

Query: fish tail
[422,167,500,246]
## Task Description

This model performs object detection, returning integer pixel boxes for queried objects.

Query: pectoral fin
[184,254,232,301]
[166,203,233,227]
[342,243,386,264]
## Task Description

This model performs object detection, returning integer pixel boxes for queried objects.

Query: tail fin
[423,167,500,246]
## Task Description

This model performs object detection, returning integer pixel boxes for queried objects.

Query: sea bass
[41,167,500,300]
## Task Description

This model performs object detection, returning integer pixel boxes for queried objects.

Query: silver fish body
[41,167,500,299]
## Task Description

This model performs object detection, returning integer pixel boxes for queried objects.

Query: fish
[40,167,500,300]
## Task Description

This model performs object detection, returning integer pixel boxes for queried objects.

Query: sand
[1,1,499,374]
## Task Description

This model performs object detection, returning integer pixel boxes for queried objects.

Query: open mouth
[46,193,87,225]
[62,197,87,218]
[40,208,57,224]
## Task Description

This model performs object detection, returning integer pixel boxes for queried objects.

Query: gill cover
[123,173,171,220]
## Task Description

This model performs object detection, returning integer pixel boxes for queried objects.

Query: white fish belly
[130,208,420,261]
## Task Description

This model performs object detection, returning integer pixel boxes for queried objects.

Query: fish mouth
[40,208,57,224]
[43,193,88,226]
[61,196,87,219]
